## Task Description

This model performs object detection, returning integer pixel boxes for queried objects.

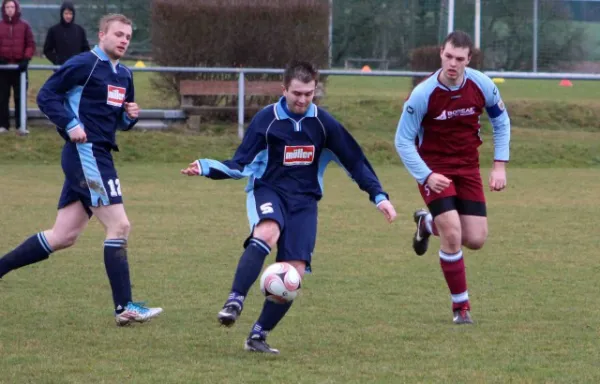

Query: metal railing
[3,64,600,139]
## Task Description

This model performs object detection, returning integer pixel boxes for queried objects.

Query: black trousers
[0,69,27,130]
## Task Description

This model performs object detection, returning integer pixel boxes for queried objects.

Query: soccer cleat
[453,309,474,325]
[412,209,431,256]
[115,301,163,326]
[244,335,280,354]
[218,304,241,327]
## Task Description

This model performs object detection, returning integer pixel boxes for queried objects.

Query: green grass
[2,55,600,383]
[1,164,600,383]
[24,57,600,128]
[4,57,600,168]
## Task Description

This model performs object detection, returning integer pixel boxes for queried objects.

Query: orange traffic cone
[559,79,573,87]
[361,65,372,72]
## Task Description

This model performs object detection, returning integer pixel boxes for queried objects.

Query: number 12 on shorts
[107,179,122,197]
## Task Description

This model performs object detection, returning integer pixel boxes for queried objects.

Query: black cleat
[244,335,280,354]
[453,309,474,325]
[218,304,241,327]
[412,209,431,256]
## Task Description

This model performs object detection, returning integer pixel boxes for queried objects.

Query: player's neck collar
[92,45,119,65]
[436,69,467,91]
[274,97,317,121]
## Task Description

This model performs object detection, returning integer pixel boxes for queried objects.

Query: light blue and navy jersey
[37,45,137,150]
[197,97,389,206]
[395,67,511,184]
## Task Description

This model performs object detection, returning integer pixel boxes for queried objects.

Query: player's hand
[377,200,397,223]
[426,173,452,194]
[124,102,140,119]
[180,161,201,176]
[489,162,507,191]
[68,125,87,143]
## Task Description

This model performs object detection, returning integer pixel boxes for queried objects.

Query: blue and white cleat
[115,301,163,326]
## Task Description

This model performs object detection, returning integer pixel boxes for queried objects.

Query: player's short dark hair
[442,30,474,56]
[283,61,319,88]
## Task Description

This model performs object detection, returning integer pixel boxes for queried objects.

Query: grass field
[1,165,600,383]
[2,58,600,383]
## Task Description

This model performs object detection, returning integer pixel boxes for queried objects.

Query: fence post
[237,71,245,139]
[20,70,27,131]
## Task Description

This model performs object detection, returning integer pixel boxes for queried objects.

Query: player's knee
[463,228,488,250]
[253,220,280,248]
[49,229,80,250]
[109,219,131,239]
[440,227,462,250]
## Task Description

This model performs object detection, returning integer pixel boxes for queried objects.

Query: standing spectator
[0,0,34,135]
[43,1,90,66]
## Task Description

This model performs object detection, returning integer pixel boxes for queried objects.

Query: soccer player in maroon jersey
[395,31,511,324]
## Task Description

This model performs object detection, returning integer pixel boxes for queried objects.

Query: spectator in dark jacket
[0,0,35,135]
[43,1,90,66]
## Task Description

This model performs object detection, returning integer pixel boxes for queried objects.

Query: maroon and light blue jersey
[395,67,511,184]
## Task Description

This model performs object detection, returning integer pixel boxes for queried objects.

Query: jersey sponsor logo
[498,100,505,111]
[107,85,126,107]
[433,107,476,120]
[283,145,315,166]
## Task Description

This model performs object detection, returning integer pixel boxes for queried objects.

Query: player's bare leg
[218,219,280,327]
[434,211,473,324]
[0,202,89,279]
[459,215,488,250]
[92,204,162,325]
[44,201,91,250]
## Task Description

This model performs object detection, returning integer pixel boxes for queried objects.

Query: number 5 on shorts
[260,202,274,215]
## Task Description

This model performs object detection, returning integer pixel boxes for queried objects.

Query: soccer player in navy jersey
[181,61,398,354]
[0,14,162,326]
[395,31,511,324]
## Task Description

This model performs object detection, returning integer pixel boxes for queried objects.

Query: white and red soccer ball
[259,262,302,303]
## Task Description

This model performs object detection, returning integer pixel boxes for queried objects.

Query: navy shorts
[246,187,318,271]
[59,142,123,216]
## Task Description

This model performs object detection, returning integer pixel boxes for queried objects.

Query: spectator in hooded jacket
[0,0,35,135]
[43,1,90,66]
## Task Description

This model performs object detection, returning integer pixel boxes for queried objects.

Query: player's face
[283,79,316,115]
[440,43,471,84]
[4,1,16,18]
[98,21,132,61]
[62,9,73,24]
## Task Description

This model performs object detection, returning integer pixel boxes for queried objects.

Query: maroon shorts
[417,168,486,217]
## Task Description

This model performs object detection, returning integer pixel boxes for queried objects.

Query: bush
[151,0,330,118]
[409,45,483,87]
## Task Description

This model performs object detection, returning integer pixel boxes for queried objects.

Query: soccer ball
[259,262,302,303]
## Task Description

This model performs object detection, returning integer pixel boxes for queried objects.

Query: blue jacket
[37,45,137,150]
[197,97,389,206]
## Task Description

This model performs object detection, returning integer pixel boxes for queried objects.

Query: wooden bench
[179,79,325,115]
[179,80,282,115]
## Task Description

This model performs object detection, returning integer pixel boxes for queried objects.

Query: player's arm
[472,70,511,190]
[483,81,510,164]
[182,115,267,180]
[119,72,138,131]
[325,121,389,205]
[36,55,92,134]
[394,91,433,185]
